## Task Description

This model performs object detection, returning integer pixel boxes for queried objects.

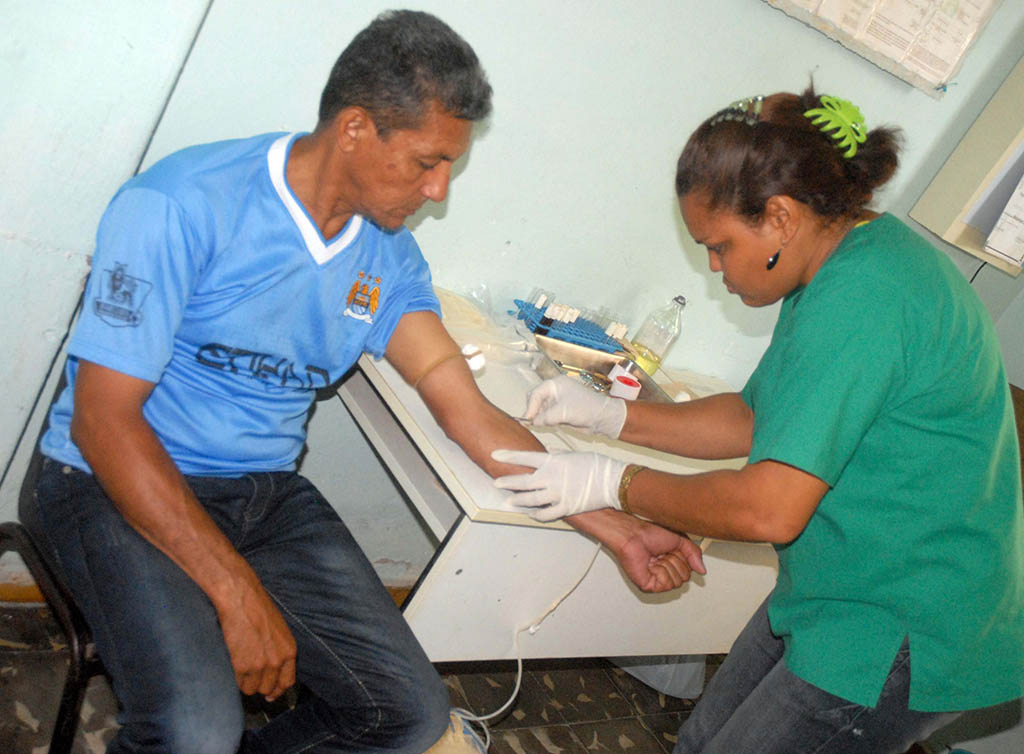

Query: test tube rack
[511,299,624,354]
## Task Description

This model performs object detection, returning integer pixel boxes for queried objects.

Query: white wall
[0,1,211,518]
[139,0,1024,388]
[3,1,1024,571]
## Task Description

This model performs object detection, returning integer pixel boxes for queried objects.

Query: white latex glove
[491,448,627,522]
[523,375,627,439]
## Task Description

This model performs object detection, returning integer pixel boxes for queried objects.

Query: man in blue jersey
[33,10,704,754]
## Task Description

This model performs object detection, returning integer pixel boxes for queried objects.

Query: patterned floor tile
[492,672,567,729]
[0,648,119,754]
[491,724,585,754]
[569,716,667,753]
[449,662,564,729]
[606,667,697,716]
[637,711,689,753]
[75,676,120,754]
[531,664,634,724]
[1,648,64,752]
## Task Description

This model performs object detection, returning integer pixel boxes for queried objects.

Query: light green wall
[3,0,1024,526]
[0,0,210,520]
[144,0,1024,387]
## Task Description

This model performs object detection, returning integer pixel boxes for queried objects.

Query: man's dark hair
[318,10,492,136]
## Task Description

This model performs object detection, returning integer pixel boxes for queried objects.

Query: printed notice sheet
[766,1,1001,96]
[985,172,1024,267]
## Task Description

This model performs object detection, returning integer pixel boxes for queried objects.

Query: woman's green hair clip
[804,95,867,158]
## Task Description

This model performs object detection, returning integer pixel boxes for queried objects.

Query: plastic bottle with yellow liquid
[630,295,687,375]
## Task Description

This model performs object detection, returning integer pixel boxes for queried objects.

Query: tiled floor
[0,601,116,753]
[0,600,712,753]
[437,656,711,753]
[2,600,944,754]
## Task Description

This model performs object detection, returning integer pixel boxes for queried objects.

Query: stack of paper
[985,173,1024,268]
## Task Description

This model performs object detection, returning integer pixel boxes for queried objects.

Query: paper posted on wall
[985,172,1024,267]
[766,0,1002,96]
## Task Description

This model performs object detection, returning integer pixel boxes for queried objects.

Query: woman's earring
[766,248,781,270]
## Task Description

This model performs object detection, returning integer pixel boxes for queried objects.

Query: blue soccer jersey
[42,132,440,475]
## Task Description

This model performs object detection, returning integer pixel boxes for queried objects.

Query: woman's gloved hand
[523,375,627,439]
[491,448,627,522]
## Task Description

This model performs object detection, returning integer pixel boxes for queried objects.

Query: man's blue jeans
[673,594,958,753]
[34,459,450,754]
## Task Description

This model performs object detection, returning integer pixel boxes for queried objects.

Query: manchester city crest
[344,271,380,324]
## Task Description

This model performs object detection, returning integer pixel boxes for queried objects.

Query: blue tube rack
[512,299,624,354]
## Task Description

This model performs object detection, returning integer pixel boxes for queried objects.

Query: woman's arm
[618,393,754,460]
[624,460,829,544]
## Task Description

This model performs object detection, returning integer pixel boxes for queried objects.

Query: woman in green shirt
[493,89,1024,753]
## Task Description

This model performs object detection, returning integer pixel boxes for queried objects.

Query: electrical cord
[449,542,603,750]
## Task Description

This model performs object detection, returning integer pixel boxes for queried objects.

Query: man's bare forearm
[71,360,297,698]
[72,394,260,610]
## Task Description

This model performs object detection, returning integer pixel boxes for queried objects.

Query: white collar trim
[267,133,363,266]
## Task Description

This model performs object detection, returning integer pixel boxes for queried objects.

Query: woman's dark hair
[318,10,492,136]
[675,86,902,223]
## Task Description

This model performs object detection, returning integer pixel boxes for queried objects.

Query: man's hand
[615,520,706,593]
[492,449,627,521]
[524,376,627,438]
[217,580,297,701]
[71,360,299,700]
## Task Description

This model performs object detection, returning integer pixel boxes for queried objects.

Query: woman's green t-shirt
[742,214,1024,711]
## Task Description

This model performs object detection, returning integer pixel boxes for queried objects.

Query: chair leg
[48,642,91,754]
[0,522,97,753]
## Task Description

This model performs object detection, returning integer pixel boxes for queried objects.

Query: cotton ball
[461,343,486,372]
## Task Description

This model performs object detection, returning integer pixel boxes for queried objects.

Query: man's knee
[113,693,244,754]
[395,673,451,752]
[338,671,449,752]
[423,711,487,754]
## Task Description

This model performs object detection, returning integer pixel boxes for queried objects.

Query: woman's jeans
[34,459,449,754]
[674,594,958,754]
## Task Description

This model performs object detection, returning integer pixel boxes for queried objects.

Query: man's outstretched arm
[384,311,705,591]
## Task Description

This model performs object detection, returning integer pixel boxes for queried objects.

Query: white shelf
[911,53,1024,275]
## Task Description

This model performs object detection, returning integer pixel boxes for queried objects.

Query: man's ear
[333,107,376,153]
[763,194,800,246]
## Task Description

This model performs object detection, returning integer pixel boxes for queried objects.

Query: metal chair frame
[0,375,105,754]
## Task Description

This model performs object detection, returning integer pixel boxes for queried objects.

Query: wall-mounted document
[765,0,1002,98]
[984,171,1024,267]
